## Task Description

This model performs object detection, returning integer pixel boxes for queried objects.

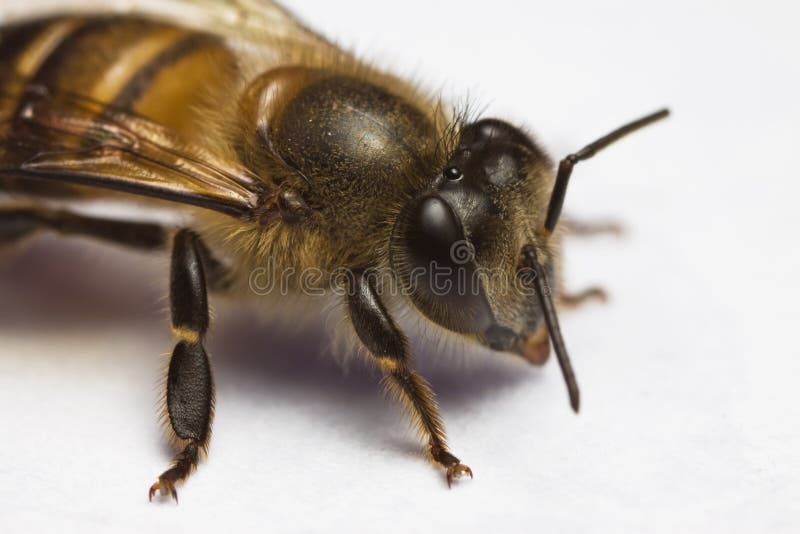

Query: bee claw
[445,463,473,488]
[148,479,178,504]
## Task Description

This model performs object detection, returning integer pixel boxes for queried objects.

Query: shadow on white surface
[0,235,538,461]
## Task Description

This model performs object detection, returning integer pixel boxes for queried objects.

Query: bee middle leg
[561,216,624,237]
[0,206,165,248]
[0,206,232,288]
[346,271,472,487]
[149,229,215,503]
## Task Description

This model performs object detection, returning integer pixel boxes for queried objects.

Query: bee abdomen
[0,18,80,83]
[0,17,233,126]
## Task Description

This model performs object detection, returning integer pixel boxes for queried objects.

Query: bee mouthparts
[519,324,550,366]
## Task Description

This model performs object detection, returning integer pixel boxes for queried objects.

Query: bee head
[391,118,556,365]
[390,109,667,413]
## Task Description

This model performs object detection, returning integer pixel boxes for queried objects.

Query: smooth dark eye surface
[460,118,533,149]
[480,148,526,186]
[443,118,536,190]
[394,194,494,333]
[444,165,463,181]
[406,195,463,265]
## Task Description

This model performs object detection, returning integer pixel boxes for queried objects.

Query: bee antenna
[521,245,580,413]
[542,108,670,237]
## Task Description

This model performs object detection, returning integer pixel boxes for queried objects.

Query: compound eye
[460,118,532,148]
[450,119,536,189]
[396,194,493,333]
[482,146,527,186]
[407,195,463,262]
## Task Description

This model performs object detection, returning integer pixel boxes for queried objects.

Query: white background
[1,1,799,532]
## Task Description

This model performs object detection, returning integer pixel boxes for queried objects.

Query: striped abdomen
[0,16,237,141]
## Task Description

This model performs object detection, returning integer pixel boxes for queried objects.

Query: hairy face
[391,118,557,363]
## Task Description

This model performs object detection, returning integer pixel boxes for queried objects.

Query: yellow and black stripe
[0,17,236,131]
[0,16,242,200]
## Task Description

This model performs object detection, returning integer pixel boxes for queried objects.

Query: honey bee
[0,0,668,501]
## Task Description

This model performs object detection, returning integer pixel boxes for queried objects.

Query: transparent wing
[0,76,266,219]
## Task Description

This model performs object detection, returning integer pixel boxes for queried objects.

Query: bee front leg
[346,271,473,487]
[558,216,622,308]
[149,229,215,503]
[561,216,624,237]
[557,286,608,309]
